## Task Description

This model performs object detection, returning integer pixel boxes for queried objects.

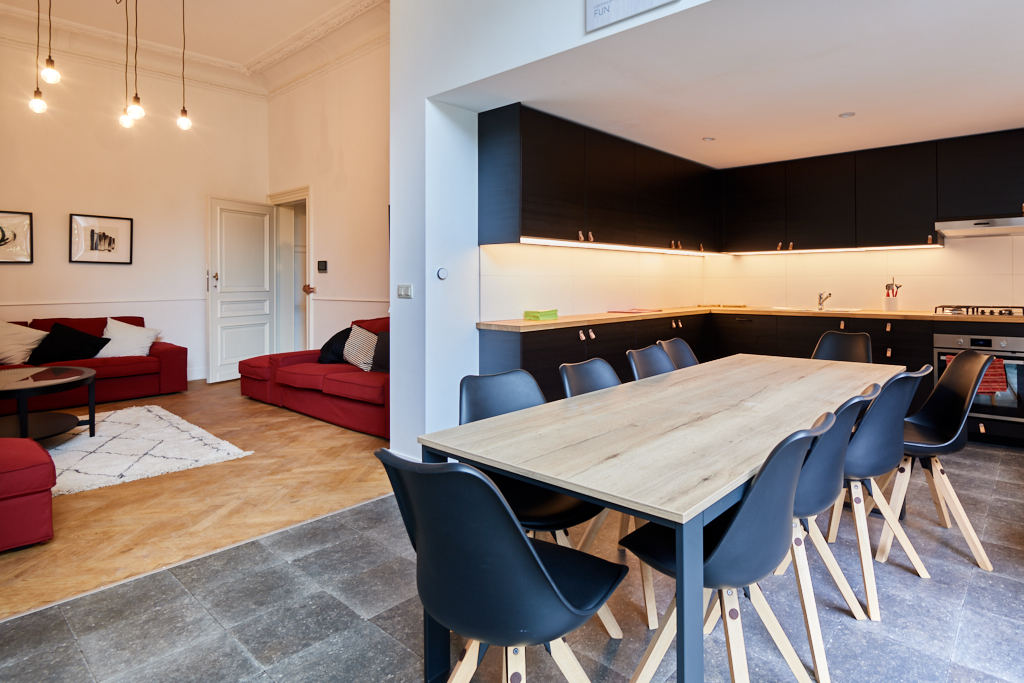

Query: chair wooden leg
[504,645,526,683]
[805,516,868,621]
[826,490,845,543]
[448,639,480,683]
[720,589,750,683]
[850,481,881,621]
[773,547,794,576]
[790,523,830,683]
[747,583,812,683]
[867,478,930,579]
[640,561,659,630]
[930,457,993,571]
[548,638,590,683]
[576,509,609,553]
[923,466,952,528]
[876,457,913,563]
[629,597,677,683]
[703,587,721,634]
[555,528,623,638]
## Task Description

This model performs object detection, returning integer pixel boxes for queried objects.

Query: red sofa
[239,316,388,438]
[0,316,188,415]
[0,438,56,551]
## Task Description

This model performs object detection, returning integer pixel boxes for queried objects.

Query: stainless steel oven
[934,333,1024,435]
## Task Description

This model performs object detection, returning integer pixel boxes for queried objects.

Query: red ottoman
[0,439,57,552]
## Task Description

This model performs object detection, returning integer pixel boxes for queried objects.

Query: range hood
[936,216,1024,238]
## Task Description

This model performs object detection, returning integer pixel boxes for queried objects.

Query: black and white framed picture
[69,214,133,264]
[0,211,33,263]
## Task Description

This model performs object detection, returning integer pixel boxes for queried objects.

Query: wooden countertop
[477,305,1024,332]
[419,354,902,524]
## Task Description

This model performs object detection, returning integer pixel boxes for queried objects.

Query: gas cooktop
[934,305,1024,316]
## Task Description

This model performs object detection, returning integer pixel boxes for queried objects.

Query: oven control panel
[934,333,1024,353]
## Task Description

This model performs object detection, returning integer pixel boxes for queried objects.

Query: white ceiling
[437,0,1024,169]
[0,0,368,69]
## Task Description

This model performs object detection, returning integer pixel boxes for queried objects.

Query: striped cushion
[343,325,377,372]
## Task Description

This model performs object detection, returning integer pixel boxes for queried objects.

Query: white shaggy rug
[43,405,253,496]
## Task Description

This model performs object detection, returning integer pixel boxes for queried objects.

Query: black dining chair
[626,344,676,380]
[460,369,623,639]
[825,366,932,622]
[657,337,699,369]
[811,330,872,363]
[559,357,659,630]
[375,449,628,682]
[874,350,994,571]
[619,415,834,683]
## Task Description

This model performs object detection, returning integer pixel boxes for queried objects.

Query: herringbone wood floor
[0,380,391,621]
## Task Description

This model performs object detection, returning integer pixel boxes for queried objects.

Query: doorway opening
[270,187,313,353]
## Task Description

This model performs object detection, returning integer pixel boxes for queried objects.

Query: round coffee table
[0,366,96,439]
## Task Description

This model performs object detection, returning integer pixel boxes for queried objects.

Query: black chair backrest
[375,449,587,646]
[703,414,834,589]
[793,384,880,519]
[460,369,545,425]
[626,344,676,381]
[907,350,992,450]
[812,330,873,363]
[658,337,699,369]
[843,365,932,478]
[560,357,621,398]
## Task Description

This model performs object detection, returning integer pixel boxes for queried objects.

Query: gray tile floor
[1,443,1023,682]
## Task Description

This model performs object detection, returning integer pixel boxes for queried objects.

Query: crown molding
[266,32,388,97]
[245,0,384,75]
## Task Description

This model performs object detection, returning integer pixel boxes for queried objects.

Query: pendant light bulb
[177,107,192,131]
[29,88,47,113]
[41,56,60,84]
[119,108,134,128]
[127,94,145,119]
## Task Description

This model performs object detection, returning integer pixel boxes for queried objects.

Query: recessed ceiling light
[702,137,716,142]
[838,111,856,118]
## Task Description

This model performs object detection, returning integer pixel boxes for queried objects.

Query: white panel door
[208,198,276,382]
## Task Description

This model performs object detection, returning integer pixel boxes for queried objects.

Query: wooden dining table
[417,353,904,682]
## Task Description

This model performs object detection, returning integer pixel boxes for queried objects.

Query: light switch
[397,284,413,299]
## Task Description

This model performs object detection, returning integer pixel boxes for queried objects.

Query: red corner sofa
[0,316,188,415]
[238,316,389,439]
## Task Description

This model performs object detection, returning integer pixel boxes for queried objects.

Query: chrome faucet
[818,291,832,311]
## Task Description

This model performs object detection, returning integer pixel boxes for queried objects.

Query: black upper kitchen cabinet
[785,154,856,250]
[937,128,1024,220]
[585,129,637,245]
[856,141,938,247]
[720,163,787,252]
[678,159,720,252]
[478,104,585,244]
[633,145,681,248]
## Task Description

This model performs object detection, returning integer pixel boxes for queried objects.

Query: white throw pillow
[343,324,378,371]
[0,321,48,364]
[95,318,160,357]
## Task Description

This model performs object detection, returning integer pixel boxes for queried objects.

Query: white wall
[267,5,390,348]
[390,0,712,454]
[0,41,268,380]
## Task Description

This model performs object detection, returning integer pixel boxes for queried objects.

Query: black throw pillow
[28,323,110,365]
[318,328,351,364]
[371,331,389,373]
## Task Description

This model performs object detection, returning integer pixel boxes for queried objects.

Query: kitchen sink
[771,306,813,311]
[770,306,862,312]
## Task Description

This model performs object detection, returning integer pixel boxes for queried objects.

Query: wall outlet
[397,283,413,299]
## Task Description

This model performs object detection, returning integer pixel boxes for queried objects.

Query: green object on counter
[524,309,558,321]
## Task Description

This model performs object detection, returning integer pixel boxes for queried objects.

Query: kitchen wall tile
[896,274,1013,311]
[889,237,1012,276]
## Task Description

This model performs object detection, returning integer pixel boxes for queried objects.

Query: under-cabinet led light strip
[518,237,944,256]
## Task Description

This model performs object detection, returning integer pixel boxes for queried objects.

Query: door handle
[212,272,219,281]
[301,284,316,294]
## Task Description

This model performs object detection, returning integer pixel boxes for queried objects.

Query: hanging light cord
[133,0,139,98]
[116,0,127,106]
[34,0,40,89]
[180,0,186,108]
[46,0,52,59]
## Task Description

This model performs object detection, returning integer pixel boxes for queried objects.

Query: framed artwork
[0,211,33,263]
[69,214,133,264]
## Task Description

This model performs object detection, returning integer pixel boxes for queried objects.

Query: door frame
[269,186,314,349]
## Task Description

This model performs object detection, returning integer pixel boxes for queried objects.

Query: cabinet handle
[578,230,585,241]
[927,233,933,244]
[670,240,676,248]
[777,242,783,251]
[788,241,794,250]
[588,231,595,242]
[699,243,704,252]
[588,328,596,340]
[578,329,586,341]
[677,319,683,327]
[886,347,892,358]
[840,320,845,330]
[671,319,677,328]
[885,322,892,332]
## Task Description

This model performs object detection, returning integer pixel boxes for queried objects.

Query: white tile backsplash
[479,236,1023,320]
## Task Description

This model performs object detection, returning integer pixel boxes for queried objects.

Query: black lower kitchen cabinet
[633,315,707,358]
[775,316,843,358]
[706,314,778,358]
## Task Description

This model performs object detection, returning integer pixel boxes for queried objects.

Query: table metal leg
[16,394,28,438]
[676,515,704,682]
[424,609,451,682]
[88,380,96,437]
